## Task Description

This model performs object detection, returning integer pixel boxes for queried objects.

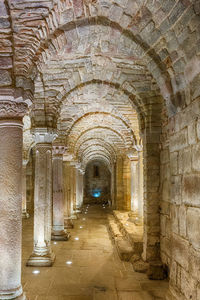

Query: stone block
[132,259,149,273]
[188,247,200,280]
[183,174,200,206]
[188,122,197,145]
[0,69,12,86]
[170,129,188,152]
[192,144,200,172]
[171,175,181,205]
[179,205,186,238]
[187,207,200,249]
[115,238,134,261]
[170,151,178,175]
[147,261,168,280]
[197,118,200,140]
[171,205,179,234]
[162,179,170,202]
[172,234,189,271]
[180,268,196,300]
[178,147,191,174]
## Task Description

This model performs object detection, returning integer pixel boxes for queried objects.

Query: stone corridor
[22,205,168,300]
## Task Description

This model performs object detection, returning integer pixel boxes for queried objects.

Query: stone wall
[84,160,111,204]
[161,96,200,299]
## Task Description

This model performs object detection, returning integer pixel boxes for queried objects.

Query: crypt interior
[0,0,200,299]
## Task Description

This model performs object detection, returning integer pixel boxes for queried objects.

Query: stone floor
[22,205,168,300]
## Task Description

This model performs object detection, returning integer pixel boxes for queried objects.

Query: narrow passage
[22,205,168,300]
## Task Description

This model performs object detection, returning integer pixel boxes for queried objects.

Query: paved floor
[22,205,168,300]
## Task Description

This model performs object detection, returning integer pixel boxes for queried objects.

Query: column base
[128,211,143,226]
[51,230,70,241]
[147,260,168,280]
[64,219,74,229]
[26,251,55,267]
[0,285,26,300]
[71,213,78,220]
[22,211,29,219]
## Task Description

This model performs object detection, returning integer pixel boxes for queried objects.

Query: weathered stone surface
[147,261,168,280]
[187,207,200,250]
[183,174,200,206]
[132,260,149,273]
[172,234,189,271]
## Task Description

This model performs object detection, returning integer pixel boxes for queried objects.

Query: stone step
[107,215,122,239]
[115,237,134,261]
[107,214,134,261]
[113,210,143,255]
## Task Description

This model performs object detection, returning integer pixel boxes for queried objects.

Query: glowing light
[74,237,79,241]
[80,226,83,229]
[92,189,101,198]
[32,270,40,274]
[54,242,57,245]
[126,223,129,226]
[66,261,72,265]
[83,218,86,221]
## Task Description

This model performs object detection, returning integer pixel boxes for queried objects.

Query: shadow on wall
[84,160,111,204]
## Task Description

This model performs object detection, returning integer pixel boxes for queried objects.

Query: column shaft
[22,161,29,218]
[27,131,56,267]
[0,99,27,300]
[130,160,139,214]
[52,150,70,241]
[63,162,74,229]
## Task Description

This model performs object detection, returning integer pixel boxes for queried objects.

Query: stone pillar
[115,156,124,210]
[123,156,131,210]
[110,162,116,208]
[52,146,70,241]
[27,129,56,267]
[76,167,84,210]
[142,123,161,263]
[70,163,78,219]
[137,149,144,220]
[0,99,27,300]
[22,159,29,218]
[130,158,139,215]
[63,161,74,229]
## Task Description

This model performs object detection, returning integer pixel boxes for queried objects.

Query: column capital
[126,149,138,162]
[52,145,66,157]
[0,100,28,120]
[134,144,143,152]
[32,128,57,144]
[79,169,85,175]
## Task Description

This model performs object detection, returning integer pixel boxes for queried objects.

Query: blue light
[92,189,101,198]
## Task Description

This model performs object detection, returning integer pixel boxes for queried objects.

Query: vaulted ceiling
[1,0,200,168]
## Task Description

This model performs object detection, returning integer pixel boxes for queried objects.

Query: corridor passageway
[21,205,168,300]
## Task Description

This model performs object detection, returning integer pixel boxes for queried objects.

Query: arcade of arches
[0,0,200,299]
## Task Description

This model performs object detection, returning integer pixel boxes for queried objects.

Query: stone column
[137,149,144,220]
[115,156,124,210]
[79,169,84,207]
[27,129,56,267]
[111,162,116,208]
[76,167,83,211]
[52,146,70,241]
[22,159,29,218]
[63,161,74,229]
[0,99,27,300]
[75,164,84,211]
[130,159,139,214]
[70,162,78,219]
